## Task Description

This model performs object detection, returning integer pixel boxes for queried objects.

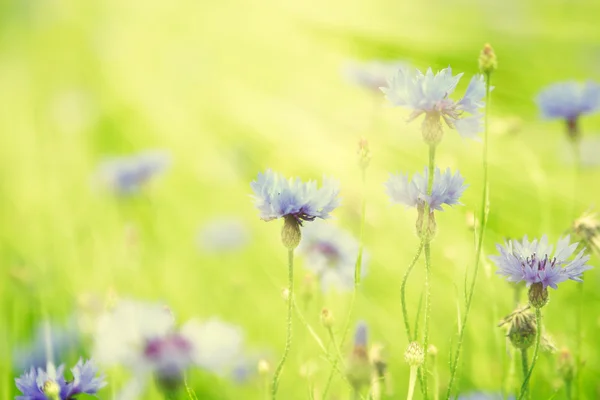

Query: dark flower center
[312,241,341,266]
[521,252,557,271]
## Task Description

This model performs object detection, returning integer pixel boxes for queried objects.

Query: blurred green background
[1,0,600,398]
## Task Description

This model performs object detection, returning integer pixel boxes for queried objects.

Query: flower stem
[407,367,419,400]
[518,308,542,400]
[271,249,294,399]
[520,348,530,400]
[446,70,492,399]
[401,243,424,342]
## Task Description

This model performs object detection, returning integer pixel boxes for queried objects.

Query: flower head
[93,300,245,397]
[490,235,592,290]
[344,60,409,92]
[346,321,371,390]
[536,81,600,121]
[298,221,368,292]
[251,170,340,224]
[385,167,467,211]
[381,66,487,142]
[498,306,537,349]
[95,150,171,195]
[15,359,106,400]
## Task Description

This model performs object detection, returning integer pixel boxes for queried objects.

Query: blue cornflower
[344,60,409,93]
[536,81,600,140]
[15,359,106,399]
[385,167,467,211]
[346,321,371,391]
[490,235,592,289]
[251,169,340,223]
[95,150,171,195]
[298,221,368,292]
[381,66,487,143]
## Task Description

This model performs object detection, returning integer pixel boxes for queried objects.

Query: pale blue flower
[490,235,592,289]
[381,66,487,139]
[536,81,600,120]
[354,321,368,348]
[298,220,368,291]
[95,150,170,195]
[385,167,467,211]
[251,169,340,223]
[344,60,409,92]
[15,359,106,400]
[197,217,250,253]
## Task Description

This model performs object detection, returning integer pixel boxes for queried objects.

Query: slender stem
[328,327,344,364]
[355,168,367,285]
[271,249,294,399]
[518,308,542,400]
[407,367,418,400]
[432,354,440,400]
[520,349,530,400]
[401,243,424,342]
[575,281,583,400]
[446,70,492,399]
[566,379,573,400]
[414,290,424,342]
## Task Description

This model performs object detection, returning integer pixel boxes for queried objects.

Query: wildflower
[298,221,368,291]
[479,43,498,74]
[12,320,80,372]
[536,81,600,141]
[15,359,106,399]
[571,210,600,254]
[93,300,244,397]
[498,306,537,350]
[197,217,250,253]
[95,150,171,195]
[385,167,467,236]
[381,66,487,144]
[251,170,340,249]
[344,60,409,93]
[557,348,575,382]
[346,322,371,391]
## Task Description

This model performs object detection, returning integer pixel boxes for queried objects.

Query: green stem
[328,327,344,364]
[414,290,424,342]
[446,70,492,399]
[401,243,424,343]
[271,249,294,399]
[566,379,573,400]
[407,367,418,400]
[521,348,530,400]
[518,308,542,400]
[575,281,583,400]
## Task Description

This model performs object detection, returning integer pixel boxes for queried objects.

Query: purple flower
[490,235,592,289]
[95,150,170,195]
[536,81,600,121]
[385,167,467,211]
[93,300,245,398]
[344,60,409,92]
[354,321,368,348]
[381,66,487,140]
[298,221,368,292]
[251,169,340,224]
[15,359,106,400]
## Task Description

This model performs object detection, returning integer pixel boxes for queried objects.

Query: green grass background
[1,0,600,398]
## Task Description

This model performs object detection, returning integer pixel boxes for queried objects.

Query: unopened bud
[557,349,574,382]
[281,215,301,249]
[528,282,549,309]
[404,341,424,367]
[500,306,537,350]
[258,359,270,375]
[357,137,371,170]
[422,114,444,146]
[479,43,497,74]
[320,308,334,329]
[43,380,61,400]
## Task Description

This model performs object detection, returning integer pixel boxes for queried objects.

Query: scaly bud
[404,341,424,367]
[479,43,497,74]
[281,215,301,249]
[528,282,549,309]
[499,306,537,350]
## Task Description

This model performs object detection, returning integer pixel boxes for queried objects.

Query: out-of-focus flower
[95,150,171,195]
[346,322,371,391]
[197,217,250,254]
[13,320,80,372]
[570,210,600,254]
[385,167,467,211]
[298,221,368,292]
[490,235,592,290]
[15,359,106,399]
[93,300,244,398]
[381,66,487,143]
[536,81,600,140]
[344,60,408,93]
